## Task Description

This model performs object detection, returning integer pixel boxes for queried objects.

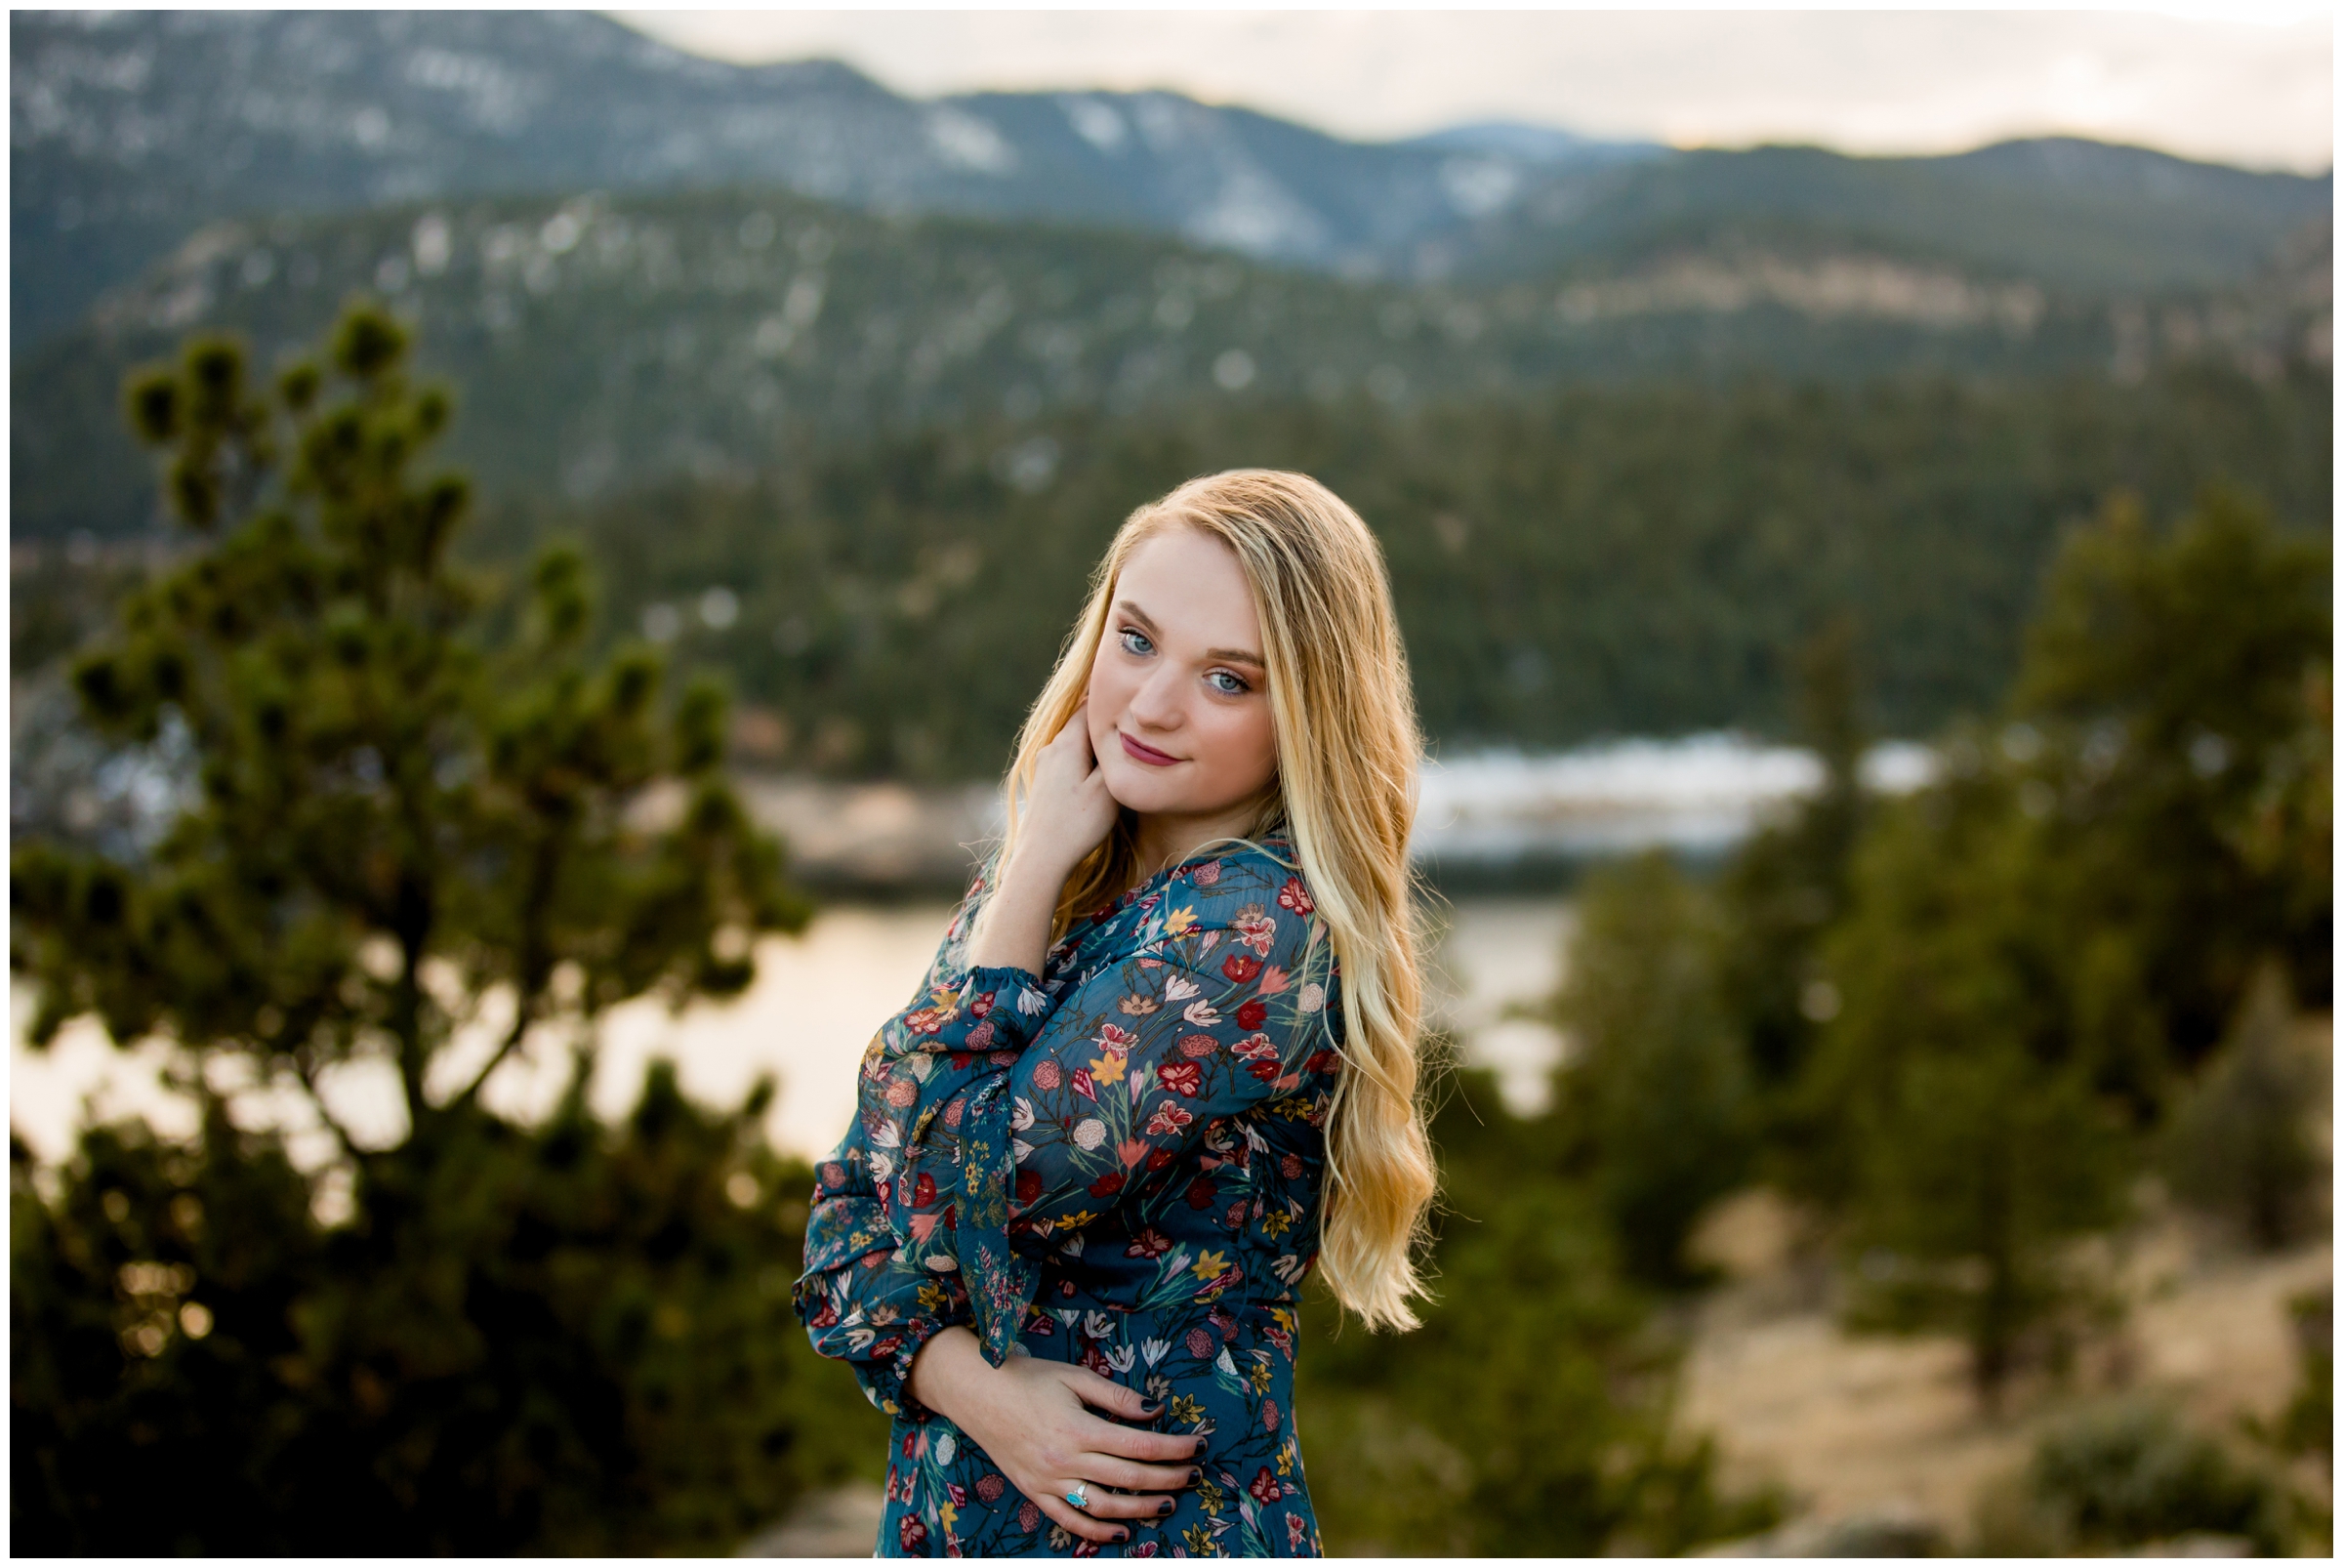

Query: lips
[1119,730,1182,766]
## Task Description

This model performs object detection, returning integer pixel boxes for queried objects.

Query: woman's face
[1086,525,1279,821]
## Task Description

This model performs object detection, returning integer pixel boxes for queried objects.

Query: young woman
[795,470,1437,1556]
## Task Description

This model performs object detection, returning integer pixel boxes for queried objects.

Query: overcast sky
[609,8,2332,173]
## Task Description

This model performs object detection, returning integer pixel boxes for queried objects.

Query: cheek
[1205,705,1278,787]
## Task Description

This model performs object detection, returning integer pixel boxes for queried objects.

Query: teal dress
[794,832,1342,1556]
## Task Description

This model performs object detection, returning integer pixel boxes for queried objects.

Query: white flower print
[1141,1338,1171,1367]
[1298,982,1325,1013]
[1073,1118,1107,1150]
[1107,1344,1136,1374]
[1183,1000,1221,1026]
[1164,974,1201,1002]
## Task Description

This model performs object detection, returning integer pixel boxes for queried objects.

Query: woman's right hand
[907,1326,1201,1545]
[969,700,1119,974]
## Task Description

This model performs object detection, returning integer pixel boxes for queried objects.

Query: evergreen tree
[8,301,861,1551]
[2163,965,2327,1250]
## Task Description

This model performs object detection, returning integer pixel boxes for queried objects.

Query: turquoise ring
[1064,1484,1090,1511]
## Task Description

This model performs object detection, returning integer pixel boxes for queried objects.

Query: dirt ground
[1677,1015,2334,1551]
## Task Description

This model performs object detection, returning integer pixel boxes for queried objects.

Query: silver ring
[1064,1484,1089,1511]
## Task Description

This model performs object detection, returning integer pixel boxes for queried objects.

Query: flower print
[1011,1097,1035,1132]
[936,1431,959,1465]
[1260,1209,1292,1240]
[1232,1033,1279,1061]
[1249,1466,1282,1504]
[1182,999,1221,1026]
[1248,1057,1283,1084]
[1298,981,1325,1013]
[1130,1541,1162,1557]
[1032,1059,1062,1091]
[1186,1176,1217,1209]
[1191,860,1222,886]
[1071,1068,1097,1100]
[1073,1118,1108,1151]
[912,1171,938,1208]
[1231,904,1278,955]
[1178,1033,1219,1058]
[969,989,995,1018]
[977,1473,1006,1503]
[898,1515,929,1551]
[1157,1060,1203,1096]
[1117,994,1159,1015]
[1262,1397,1282,1432]
[966,1018,996,1049]
[1221,953,1262,984]
[1277,877,1314,916]
[1288,1514,1309,1552]
[1255,964,1290,996]
[820,1161,844,1186]
[1140,1336,1171,1365]
[1017,1501,1041,1533]
[1088,1052,1127,1085]
[1093,1022,1134,1051]
[1015,1170,1044,1206]
[904,1006,951,1036]
[1017,987,1048,1016]
[1163,973,1201,1003]
[1304,1049,1342,1076]
[1192,1248,1231,1282]
[1280,1152,1304,1179]
[1236,999,1267,1030]
[1182,1524,1215,1553]
[1146,1145,1175,1172]
[884,1078,918,1108]
[1185,1327,1214,1358]
[1146,1101,1194,1136]
[1162,906,1199,936]
[1089,1170,1125,1198]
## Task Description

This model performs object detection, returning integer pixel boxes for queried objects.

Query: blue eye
[1119,628,1153,656]
[1209,670,1251,696]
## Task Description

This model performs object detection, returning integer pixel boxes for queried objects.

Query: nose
[1126,659,1185,733]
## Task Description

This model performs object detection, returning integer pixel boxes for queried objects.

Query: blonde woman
[795,471,1436,1556]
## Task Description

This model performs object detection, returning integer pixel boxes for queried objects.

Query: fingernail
[1187,1467,1201,1484]
[1158,1498,1174,1515]
[1139,1400,1160,1415]
[1194,1437,1208,1455]
[1116,1530,1130,1543]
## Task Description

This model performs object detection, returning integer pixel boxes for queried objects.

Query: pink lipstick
[1119,731,1181,766]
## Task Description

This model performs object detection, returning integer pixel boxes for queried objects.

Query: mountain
[33,176,2318,544]
[9,9,1655,346]
[15,9,2325,353]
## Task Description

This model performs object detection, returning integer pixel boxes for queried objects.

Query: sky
[609,7,2333,174]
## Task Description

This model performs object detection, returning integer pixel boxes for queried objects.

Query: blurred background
[9,8,2332,1556]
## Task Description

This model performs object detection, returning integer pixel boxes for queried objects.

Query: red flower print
[947,1481,968,1506]
[1146,1145,1175,1172]
[1192,860,1222,886]
[1130,1543,1162,1557]
[1093,1022,1134,1050]
[1226,1198,1250,1227]
[1146,1101,1193,1136]
[1288,1515,1308,1551]
[970,989,995,1017]
[942,1094,965,1128]
[966,1019,996,1049]
[1263,1398,1281,1431]
[1088,1170,1126,1198]
[912,1172,938,1208]
[977,1473,1006,1503]
[1186,1327,1215,1358]
[1015,1170,1043,1205]
[820,1162,844,1186]
[809,1300,839,1330]
[1126,1226,1172,1259]
[1018,1501,1041,1532]
[1280,1153,1304,1179]
[1032,1059,1062,1090]
[1250,1466,1282,1504]
[885,1078,917,1108]
[1071,1068,1097,1101]
[899,1516,929,1551]
[1221,953,1262,984]
[905,1007,948,1036]
[1236,999,1267,1030]
[1233,1033,1278,1060]
[1232,905,1278,955]
[1250,1057,1282,1083]
[1277,877,1314,916]
[1157,1060,1203,1096]
[1178,1034,1218,1058]
[1304,1050,1342,1076]
[1081,1343,1113,1377]
[1186,1176,1217,1210]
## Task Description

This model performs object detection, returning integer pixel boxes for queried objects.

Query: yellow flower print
[1089,1052,1128,1085]
[917,1281,951,1314]
[1169,1393,1206,1427]
[1192,1249,1230,1282]
[1163,905,1199,937]
[1182,1523,1216,1553]
[1196,1477,1228,1517]
[1259,1210,1292,1239]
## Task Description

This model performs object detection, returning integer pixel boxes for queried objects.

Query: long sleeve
[793,866,1044,1417]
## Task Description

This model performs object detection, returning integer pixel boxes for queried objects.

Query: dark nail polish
[1116,1529,1130,1543]
[1158,1497,1174,1515]
[1193,1437,1209,1455]
[1139,1400,1160,1415]
[1187,1467,1202,1484]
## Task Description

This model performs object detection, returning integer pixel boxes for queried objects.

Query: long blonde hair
[994,470,1437,1332]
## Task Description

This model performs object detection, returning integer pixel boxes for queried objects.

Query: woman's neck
[1128,796,1277,882]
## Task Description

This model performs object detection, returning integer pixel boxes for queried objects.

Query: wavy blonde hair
[993,470,1437,1332]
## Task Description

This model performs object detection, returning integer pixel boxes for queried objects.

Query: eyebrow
[1116,600,1266,669]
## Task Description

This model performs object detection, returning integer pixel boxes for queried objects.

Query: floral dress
[794,832,1343,1557]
